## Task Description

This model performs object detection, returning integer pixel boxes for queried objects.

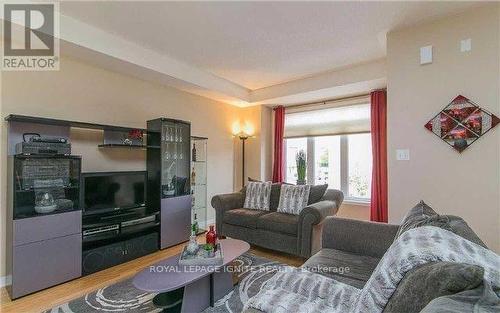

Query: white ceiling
[60,1,478,91]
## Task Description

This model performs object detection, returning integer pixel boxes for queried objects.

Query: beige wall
[0,55,244,278]
[387,4,500,251]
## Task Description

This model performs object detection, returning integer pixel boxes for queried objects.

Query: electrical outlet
[396,149,410,161]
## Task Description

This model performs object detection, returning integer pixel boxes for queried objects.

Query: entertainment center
[81,171,159,275]
[5,115,208,299]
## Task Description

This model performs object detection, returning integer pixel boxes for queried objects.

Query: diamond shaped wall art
[425,95,500,153]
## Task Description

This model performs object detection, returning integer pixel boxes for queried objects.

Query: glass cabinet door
[161,121,177,198]
[13,156,81,219]
[176,123,191,196]
[161,121,191,198]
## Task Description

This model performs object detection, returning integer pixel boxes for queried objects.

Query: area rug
[44,253,285,313]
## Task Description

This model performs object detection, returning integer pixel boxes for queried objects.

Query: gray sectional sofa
[211,184,343,258]
[245,201,494,313]
[305,215,491,312]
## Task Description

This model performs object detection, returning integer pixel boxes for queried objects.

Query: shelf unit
[5,114,147,153]
[147,118,192,250]
[98,144,148,149]
[5,114,146,132]
[8,154,83,298]
[191,136,208,233]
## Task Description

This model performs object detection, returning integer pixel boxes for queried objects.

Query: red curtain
[370,90,388,223]
[272,106,285,183]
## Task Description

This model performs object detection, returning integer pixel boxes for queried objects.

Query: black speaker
[82,232,159,275]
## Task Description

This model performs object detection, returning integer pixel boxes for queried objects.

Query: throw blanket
[244,226,500,313]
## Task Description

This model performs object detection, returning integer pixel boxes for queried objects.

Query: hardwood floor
[0,238,305,313]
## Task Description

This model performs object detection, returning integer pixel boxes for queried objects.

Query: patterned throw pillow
[277,184,311,215]
[243,181,272,210]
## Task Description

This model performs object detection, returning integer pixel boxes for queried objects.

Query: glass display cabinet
[191,136,207,234]
[147,118,192,249]
[12,155,81,219]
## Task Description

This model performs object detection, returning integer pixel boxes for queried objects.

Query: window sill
[343,198,370,206]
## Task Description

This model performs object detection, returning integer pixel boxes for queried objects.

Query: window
[314,136,340,189]
[285,138,307,185]
[283,99,372,203]
[347,133,372,200]
[285,134,372,202]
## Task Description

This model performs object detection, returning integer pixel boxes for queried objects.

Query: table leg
[210,267,234,306]
[152,288,184,312]
[181,275,211,313]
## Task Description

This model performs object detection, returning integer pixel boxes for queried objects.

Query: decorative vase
[206,225,217,247]
[186,235,199,255]
[296,179,306,185]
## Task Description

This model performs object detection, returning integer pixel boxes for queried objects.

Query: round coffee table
[133,239,250,313]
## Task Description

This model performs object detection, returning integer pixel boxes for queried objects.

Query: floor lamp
[237,132,249,188]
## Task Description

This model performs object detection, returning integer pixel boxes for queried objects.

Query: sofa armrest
[211,192,245,235]
[322,217,399,258]
[299,200,337,226]
[298,200,338,257]
[321,189,344,208]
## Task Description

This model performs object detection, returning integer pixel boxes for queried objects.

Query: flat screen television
[82,171,146,215]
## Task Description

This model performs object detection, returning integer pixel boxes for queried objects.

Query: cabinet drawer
[12,233,82,298]
[14,210,81,246]
[160,195,191,249]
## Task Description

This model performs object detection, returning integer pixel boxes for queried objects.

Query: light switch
[420,45,433,65]
[396,149,410,161]
[460,38,471,52]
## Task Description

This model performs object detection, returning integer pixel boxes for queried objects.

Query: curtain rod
[281,93,371,111]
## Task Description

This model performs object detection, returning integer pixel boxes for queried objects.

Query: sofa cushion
[396,201,441,238]
[256,212,299,235]
[223,208,271,229]
[269,183,285,211]
[396,202,487,248]
[420,282,499,313]
[302,248,380,289]
[445,215,487,248]
[384,262,485,313]
[308,184,328,204]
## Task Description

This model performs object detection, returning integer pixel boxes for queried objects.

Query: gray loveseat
[211,184,343,258]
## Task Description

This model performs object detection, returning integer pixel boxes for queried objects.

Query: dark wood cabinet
[147,118,192,249]
[12,233,81,298]
[82,232,158,275]
[9,211,82,299]
[8,156,83,299]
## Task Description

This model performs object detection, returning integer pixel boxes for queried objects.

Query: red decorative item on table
[206,225,217,248]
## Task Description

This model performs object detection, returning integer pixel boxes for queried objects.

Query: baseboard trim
[0,275,12,288]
